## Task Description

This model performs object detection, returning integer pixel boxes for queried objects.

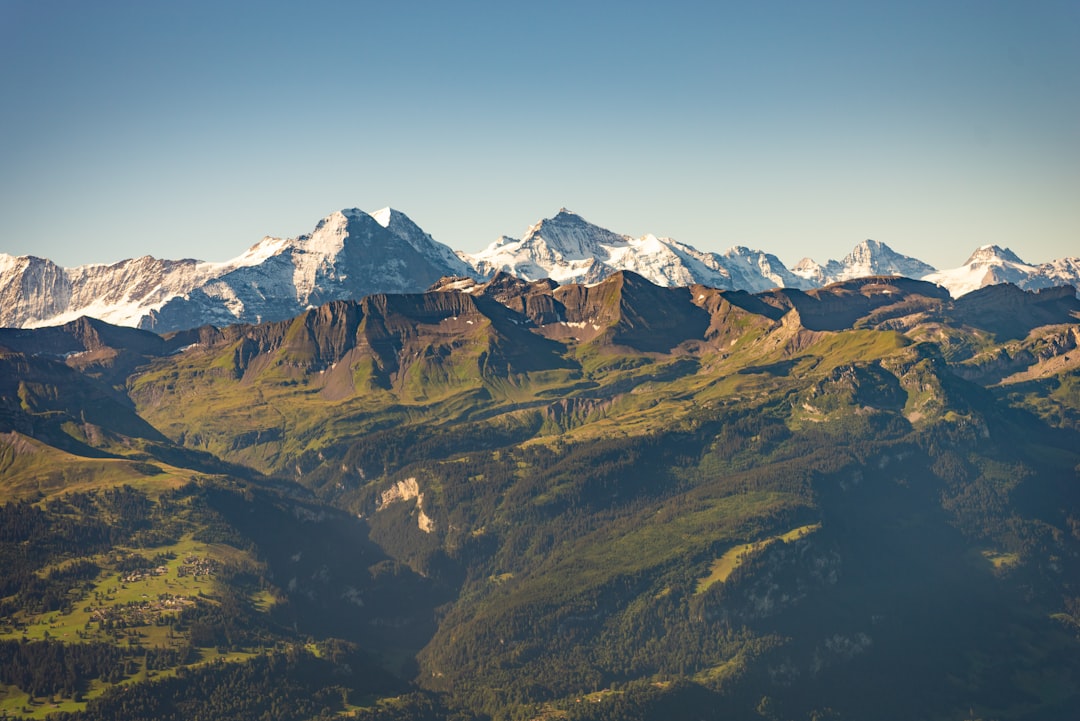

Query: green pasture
[0,536,265,648]
[696,523,821,595]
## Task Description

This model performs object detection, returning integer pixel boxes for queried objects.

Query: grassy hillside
[2,276,1079,720]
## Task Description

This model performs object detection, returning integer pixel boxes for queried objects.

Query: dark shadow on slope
[203,486,451,670]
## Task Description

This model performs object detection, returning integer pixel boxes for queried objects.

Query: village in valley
[0,549,226,649]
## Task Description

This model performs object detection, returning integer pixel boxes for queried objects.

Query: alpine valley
[1,209,1080,721]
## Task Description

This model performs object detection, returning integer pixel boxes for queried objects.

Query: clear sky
[1,0,1077,271]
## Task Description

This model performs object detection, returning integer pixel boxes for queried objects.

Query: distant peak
[520,209,596,237]
[965,245,1026,265]
[850,239,895,256]
[550,208,585,223]
[315,209,355,231]
[330,208,403,228]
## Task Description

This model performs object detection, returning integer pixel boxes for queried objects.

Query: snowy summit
[463,209,809,292]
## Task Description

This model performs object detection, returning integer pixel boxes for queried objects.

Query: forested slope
[1,274,1078,720]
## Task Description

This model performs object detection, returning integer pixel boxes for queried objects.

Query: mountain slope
[125,273,1080,720]
[2,273,1080,719]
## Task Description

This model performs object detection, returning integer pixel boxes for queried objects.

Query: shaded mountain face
[758,276,953,332]
[3,250,1080,718]
[368,206,476,279]
[0,315,186,388]
[952,283,1080,340]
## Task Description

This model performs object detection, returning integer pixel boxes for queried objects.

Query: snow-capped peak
[842,239,935,276]
[520,209,629,260]
[463,210,810,291]
[792,239,936,286]
[846,239,889,264]
[2,206,476,332]
[964,245,1027,266]
[924,244,1040,297]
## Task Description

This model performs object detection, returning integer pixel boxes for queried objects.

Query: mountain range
[2,207,1077,334]
[1,265,1080,719]
[0,208,473,333]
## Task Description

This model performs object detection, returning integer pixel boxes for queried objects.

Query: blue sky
[1,0,1077,270]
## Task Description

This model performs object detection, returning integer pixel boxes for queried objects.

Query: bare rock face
[377,477,435,533]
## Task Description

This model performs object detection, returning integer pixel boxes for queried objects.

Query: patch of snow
[438,278,481,292]
[922,265,993,298]
[369,207,392,227]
